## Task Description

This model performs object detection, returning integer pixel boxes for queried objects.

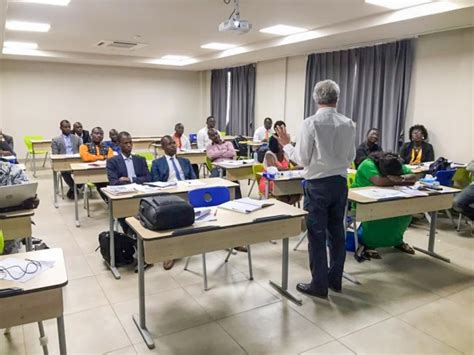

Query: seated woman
[352,152,417,260]
[259,136,301,205]
[399,124,434,164]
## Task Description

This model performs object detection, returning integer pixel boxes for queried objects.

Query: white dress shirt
[283,107,356,180]
[197,127,211,150]
[179,134,191,150]
[253,126,271,142]
[122,154,136,181]
[165,154,185,182]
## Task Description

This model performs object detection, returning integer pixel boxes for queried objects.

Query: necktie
[170,157,182,181]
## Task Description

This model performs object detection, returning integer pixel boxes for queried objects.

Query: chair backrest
[252,164,264,183]
[435,169,456,187]
[205,156,213,172]
[347,171,356,188]
[24,135,45,152]
[189,133,197,143]
[220,131,226,137]
[135,152,154,171]
[188,186,230,207]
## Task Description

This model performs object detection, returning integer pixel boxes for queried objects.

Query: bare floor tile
[62,276,109,314]
[301,340,355,354]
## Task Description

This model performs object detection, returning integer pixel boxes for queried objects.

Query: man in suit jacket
[107,131,151,237]
[73,121,91,144]
[51,120,83,199]
[151,135,196,182]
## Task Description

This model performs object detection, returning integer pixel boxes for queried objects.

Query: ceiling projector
[219,19,252,34]
[218,0,252,34]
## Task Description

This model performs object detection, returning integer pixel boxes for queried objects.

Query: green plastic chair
[220,131,226,137]
[24,135,49,169]
[135,152,154,171]
[347,171,356,188]
[248,163,264,197]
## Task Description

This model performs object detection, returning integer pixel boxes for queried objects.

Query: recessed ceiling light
[259,24,307,36]
[201,43,236,50]
[6,20,51,32]
[16,0,70,6]
[365,0,432,10]
[161,55,191,61]
[3,41,38,50]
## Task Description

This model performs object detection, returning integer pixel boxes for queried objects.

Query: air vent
[95,40,147,51]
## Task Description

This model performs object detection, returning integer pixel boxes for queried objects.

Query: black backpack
[232,136,249,158]
[428,157,450,175]
[139,195,195,231]
[256,145,269,163]
[97,231,136,267]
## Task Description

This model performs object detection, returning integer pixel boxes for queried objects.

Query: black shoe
[329,284,342,293]
[296,283,328,299]
[66,189,75,200]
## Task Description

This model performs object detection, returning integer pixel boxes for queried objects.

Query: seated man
[207,128,237,178]
[80,126,114,201]
[173,123,191,151]
[355,128,383,168]
[107,131,151,233]
[197,115,216,149]
[151,135,196,270]
[253,117,273,142]
[103,129,121,154]
[52,119,83,199]
[352,152,417,260]
[151,135,196,182]
[453,160,474,221]
[73,121,91,144]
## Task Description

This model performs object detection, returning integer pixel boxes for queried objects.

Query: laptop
[0,182,38,209]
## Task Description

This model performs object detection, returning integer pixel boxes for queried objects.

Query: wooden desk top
[241,141,265,147]
[102,178,238,200]
[51,154,81,160]
[0,209,34,219]
[349,186,459,204]
[213,160,255,169]
[126,199,306,241]
[31,139,51,144]
[0,248,67,297]
[70,162,106,171]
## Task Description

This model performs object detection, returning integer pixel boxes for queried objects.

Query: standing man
[51,119,83,199]
[197,115,217,149]
[73,122,91,144]
[354,128,382,168]
[253,117,273,142]
[276,80,356,299]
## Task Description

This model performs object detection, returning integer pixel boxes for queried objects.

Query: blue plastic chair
[189,133,197,144]
[185,186,253,290]
[188,186,230,207]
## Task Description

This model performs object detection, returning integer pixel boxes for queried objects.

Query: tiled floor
[2,166,473,355]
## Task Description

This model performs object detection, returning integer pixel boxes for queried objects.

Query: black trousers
[304,176,348,294]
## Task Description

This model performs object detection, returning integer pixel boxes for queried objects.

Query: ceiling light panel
[3,41,39,49]
[365,0,432,10]
[6,20,51,32]
[259,24,307,36]
[161,55,191,60]
[13,0,70,6]
[201,43,236,50]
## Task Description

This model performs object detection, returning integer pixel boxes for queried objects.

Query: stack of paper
[144,181,178,189]
[353,188,409,200]
[194,207,217,223]
[217,159,254,168]
[219,197,274,214]
[103,184,138,195]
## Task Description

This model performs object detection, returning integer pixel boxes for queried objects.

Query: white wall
[0,60,207,157]
[406,27,474,162]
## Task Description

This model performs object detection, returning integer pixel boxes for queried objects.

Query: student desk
[30,139,51,177]
[0,209,34,249]
[0,248,68,354]
[101,178,239,279]
[132,138,162,151]
[240,140,265,158]
[152,145,208,164]
[70,162,108,227]
[126,200,307,349]
[349,186,459,262]
[51,154,81,208]
[213,160,256,181]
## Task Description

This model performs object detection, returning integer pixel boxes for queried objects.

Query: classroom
[0,0,473,354]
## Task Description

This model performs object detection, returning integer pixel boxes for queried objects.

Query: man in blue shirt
[103,129,121,154]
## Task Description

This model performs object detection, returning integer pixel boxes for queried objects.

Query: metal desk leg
[108,203,121,279]
[247,145,251,159]
[74,182,80,227]
[53,171,59,208]
[414,211,450,263]
[57,315,67,355]
[269,238,302,305]
[32,150,37,178]
[133,238,155,349]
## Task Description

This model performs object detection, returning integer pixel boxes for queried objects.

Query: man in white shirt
[276,80,356,299]
[253,117,273,142]
[197,115,217,149]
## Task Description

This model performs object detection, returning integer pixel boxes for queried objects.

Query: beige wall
[0,60,207,157]
[406,27,474,162]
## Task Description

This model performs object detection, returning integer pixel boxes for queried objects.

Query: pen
[214,208,218,216]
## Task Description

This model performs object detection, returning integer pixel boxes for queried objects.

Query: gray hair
[313,80,340,105]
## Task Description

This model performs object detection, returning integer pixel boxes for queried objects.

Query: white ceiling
[1,0,473,71]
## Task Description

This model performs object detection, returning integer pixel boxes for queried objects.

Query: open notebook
[218,197,274,214]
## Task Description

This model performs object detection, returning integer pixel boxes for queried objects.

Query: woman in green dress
[352,152,417,260]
